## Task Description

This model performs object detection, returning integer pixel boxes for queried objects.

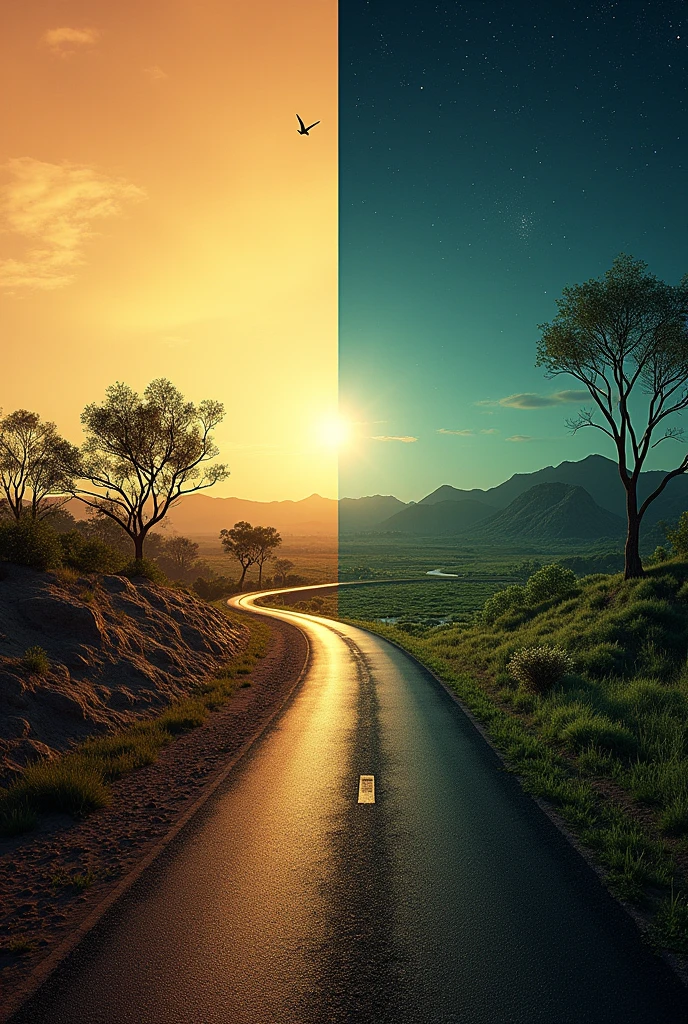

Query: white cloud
[480,428,499,434]
[371,435,418,443]
[478,390,589,409]
[437,428,473,436]
[144,66,169,82]
[505,435,536,443]
[0,158,146,291]
[42,26,100,58]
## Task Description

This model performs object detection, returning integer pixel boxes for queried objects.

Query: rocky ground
[0,613,308,1016]
[0,565,248,783]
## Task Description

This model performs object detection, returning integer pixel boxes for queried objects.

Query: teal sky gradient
[339,1,688,501]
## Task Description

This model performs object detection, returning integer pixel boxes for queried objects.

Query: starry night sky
[338,0,688,500]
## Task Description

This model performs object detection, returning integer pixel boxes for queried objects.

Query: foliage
[524,563,576,603]
[0,517,63,569]
[193,575,236,600]
[220,521,282,590]
[481,585,527,624]
[253,525,282,586]
[273,558,295,585]
[507,644,574,693]
[75,378,229,559]
[0,409,81,520]
[663,511,688,557]
[22,646,50,676]
[58,530,127,574]
[119,558,168,583]
[75,511,133,553]
[537,254,688,578]
[647,545,670,565]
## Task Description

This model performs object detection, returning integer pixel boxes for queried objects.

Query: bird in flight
[296,114,320,136]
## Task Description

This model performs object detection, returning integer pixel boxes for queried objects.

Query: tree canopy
[0,409,81,521]
[537,254,688,578]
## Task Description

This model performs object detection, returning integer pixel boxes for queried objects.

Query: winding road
[10,586,688,1023]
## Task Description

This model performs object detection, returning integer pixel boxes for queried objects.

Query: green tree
[75,379,228,560]
[253,526,282,587]
[537,255,688,578]
[220,521,259,590]
[0,410,81,521]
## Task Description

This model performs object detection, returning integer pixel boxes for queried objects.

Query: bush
[647,545,670,566]
[120,558,167,583]
[524,563,576,605]
[508,644,574,693]
[22,646,50,676]
[481,585,526,624]
[0,518,62,569]
[59,531,127,574]
[193,575,236,600]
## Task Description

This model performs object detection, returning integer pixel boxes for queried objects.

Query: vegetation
[0,517,63,569]
[220,521,282,590]
[21,646,50,676]
[0,608,269,838]
[75,378,229,559]
[537,254,688,579]
[342,557,688,952]
[0,409,81,521]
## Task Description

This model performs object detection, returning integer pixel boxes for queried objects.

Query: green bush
[120,558,167,583]
[647,545,670,566]
[481,585,526,624]
[22,645,50,676]
[59,531,126,574]
[0,518,62,569]
[193,575,236,600]
[524,563,577,605]
[508,644,574,693]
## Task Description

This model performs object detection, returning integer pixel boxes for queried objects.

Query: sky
[0,0,337,502]
[338,0,688,501]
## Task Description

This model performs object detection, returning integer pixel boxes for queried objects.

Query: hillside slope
[475,482,625,541]
[377,498,497,534]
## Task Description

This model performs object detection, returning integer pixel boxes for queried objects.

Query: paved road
[11,589,688,1023]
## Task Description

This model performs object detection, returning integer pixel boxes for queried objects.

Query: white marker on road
[358,775,375,804]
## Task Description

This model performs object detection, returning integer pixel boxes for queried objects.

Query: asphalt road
[11,589,688,1023]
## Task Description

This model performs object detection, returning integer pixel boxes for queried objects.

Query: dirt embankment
[0,565,248,784]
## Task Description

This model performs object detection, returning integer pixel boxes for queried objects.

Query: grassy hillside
[346,560,688,955]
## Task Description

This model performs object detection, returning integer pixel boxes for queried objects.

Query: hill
[339,495,408,533]
[376,498,497,535]
[474,482,625,542]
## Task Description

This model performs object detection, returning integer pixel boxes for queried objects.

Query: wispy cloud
[42,26,100,58]
[437,428,473,436]
[144,65,169,82]
[505,435,536,443]
[478,390,589,409]
[0,158,146,291]
[371,435,418,443]
[481,428,500,434]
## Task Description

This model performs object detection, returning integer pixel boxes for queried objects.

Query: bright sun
[317,414,352,449]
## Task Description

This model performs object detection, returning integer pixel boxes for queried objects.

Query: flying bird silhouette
[296,114,320,135]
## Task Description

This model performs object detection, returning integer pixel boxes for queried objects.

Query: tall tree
[537,254,688,578]
[220,521,259,590]
[160,535,200,579]
[253,525,282,587]
[0,410,81,521]
[273,558,294,586]
[75,379,228,560]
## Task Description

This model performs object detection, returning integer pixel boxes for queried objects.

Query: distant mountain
[376,498,497,535]
[339,495,408,533]
[419,454,688,526]
[473,483,625,542]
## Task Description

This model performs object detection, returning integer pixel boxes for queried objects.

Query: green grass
[341,557,688,954]
[0,607,270,838]
[21,645,50,676]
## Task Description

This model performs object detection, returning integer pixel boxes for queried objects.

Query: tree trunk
[134,533,144,561]
[258,562,263,587]
[624,486,644,579]
[239,563,248,590]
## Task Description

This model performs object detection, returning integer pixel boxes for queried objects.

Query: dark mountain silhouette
[473,482,625,542]
[376,498,497,535]
[339,495,408,533]
[419,454,688,526]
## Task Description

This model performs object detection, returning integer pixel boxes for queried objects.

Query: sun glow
[317,414,352,449]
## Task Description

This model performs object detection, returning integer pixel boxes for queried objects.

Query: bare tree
[220,521,259,590]
[273,558,294,586]
[253,526,282,587]
[537,254,688,578]
[75,379,229,560]
[0,410,81,521]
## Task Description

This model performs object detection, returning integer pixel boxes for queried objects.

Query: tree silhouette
[0,410,81,521]
[220,521,259,590]
[537,254,688,578]
[253,526,282,587]
[75,379,228,560]
[273,558,294,586]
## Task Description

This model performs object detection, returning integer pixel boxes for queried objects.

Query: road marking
[358,774,375,804]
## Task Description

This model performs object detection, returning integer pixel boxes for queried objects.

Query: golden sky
[0,1,337,501]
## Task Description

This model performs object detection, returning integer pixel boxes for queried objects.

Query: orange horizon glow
[0,1,337,502]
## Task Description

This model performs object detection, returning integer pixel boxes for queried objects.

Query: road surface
[11,587,688,1023]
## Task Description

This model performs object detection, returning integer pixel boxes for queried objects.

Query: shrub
[120,558,167,583]
[508,644,574,693]
[22,645,50,676]
[481,585,526,624]
[0,518,62,569]
[524,563,576,605]
[59,531,126,574]
[647,545,670,566]
[193,575,236,600]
